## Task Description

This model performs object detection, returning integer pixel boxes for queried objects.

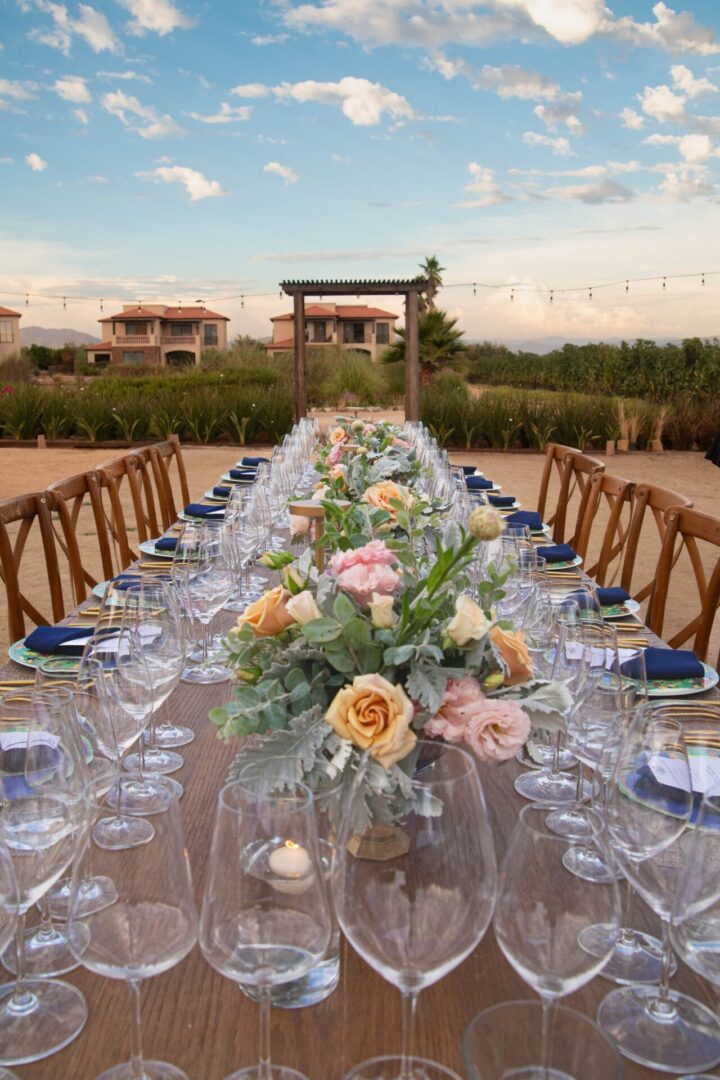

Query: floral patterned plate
[203,490,229,503]
[645,663,719,698]
[138,539,175,560]
[602,599,642,621]
[9,640,81,671]
[545,556,584,571]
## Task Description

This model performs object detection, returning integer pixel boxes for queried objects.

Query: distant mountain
[477,336,684,355]
[20,326,100,348]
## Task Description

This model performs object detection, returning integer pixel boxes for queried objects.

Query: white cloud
[230,83,271,99]
[135,165,226,201]
[0,79,36,100]
[644,131,714,162]
[263,161,299,184]
[53,75,91,102]
[606,2,720,56]
[619,106,644,130]
[97,69,153,83]
[26,152,48,172]
[455,161,512,207]
[102,89,183,138]
[274,77,414,125]
[534,91,584,132]
[658,165,714,199]
[252,33,289,46]
[25,0,118,54]
[546,177,635,203]
[497,0,605,46]
[73,106,89,123]
[117,0,193,36]
[523,131,573,155]
[0,158,13,165]
[428,54,563,101]
[638,83,686,121]
[87,173,107,182]
[186,102,252,124]
[74,4,117,50]
[670,64,717,97]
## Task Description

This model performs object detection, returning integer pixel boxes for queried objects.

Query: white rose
[446,595,492,647]
[312,485,329,502]
[368,592,396,629]
[285,590,322,626]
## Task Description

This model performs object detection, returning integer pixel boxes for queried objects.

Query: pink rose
[329,540,397,575]
[327,442,345,466]
[464,699,531,763]
[425,676,487,743]
[335,562,401,608]
[392,437,410,448]
[362,424,376,437]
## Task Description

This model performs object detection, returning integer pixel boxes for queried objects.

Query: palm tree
[381,309,466,382]
[419,255,445,313]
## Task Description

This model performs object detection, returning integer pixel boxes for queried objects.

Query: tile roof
[162,307,229,321]
[100,305,229,322]
[0,306,21,318]
[272,304,398,322]
[83,341,112,351]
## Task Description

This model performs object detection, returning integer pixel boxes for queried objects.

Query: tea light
[269,840,311,880]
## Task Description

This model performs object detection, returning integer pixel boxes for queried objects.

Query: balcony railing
[116,335,150,344]
[161,336,197,345]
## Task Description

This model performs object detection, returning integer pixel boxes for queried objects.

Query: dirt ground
[1,409,719,663]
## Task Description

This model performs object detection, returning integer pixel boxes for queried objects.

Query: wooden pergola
[279,278,429,422]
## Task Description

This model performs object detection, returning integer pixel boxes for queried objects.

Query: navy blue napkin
[229,469,257,481]
[466,476,494,490]
[212,486,231,498]
[536,543,577,564]
[565,588,601,612]
[25,625,119,657]
[154,537,178,552]
[505,510,544,532]
[241,456,269,466]
[488,495,516,508]
[461,465,479,476]
[597,587,631,607]
[184,503,225,519]
[623,646,705,681]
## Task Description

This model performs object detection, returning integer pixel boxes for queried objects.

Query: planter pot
[617,439,629,452]
[650,439,664,453]
[605,440,615,456]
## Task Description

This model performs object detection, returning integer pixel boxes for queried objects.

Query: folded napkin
[488,494,516,508]
[565,588,601,612]
[212,486,231,498]
[184,503,225,519]
[466,476,494,490]
[461,465,479,476]
[505,510,544,532]
[241,456,269,466]
[536,543,577,564]
[111,573,153,591]
[154,537,178,552]
[597,586,631,607]
[622,646,705,682]
[230,469,257,481]
[25,625,119,657]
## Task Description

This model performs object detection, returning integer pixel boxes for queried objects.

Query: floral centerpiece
[211,420,567,826]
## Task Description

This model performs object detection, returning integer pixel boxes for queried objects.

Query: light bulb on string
[702,273,706,286]
[25,293,29,306]
[625,280,629,293]
[588,286,593,301]
[63,296,67,310]
[241,295,245,308]
[549,290,554,303]
[662,276,667,290]
[473,283,476,296]
[510,288,515,303]
[100,297,104,313]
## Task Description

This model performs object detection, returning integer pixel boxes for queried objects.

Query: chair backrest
[0,491,71,643]
[46,470,126,590]
[148,436,190,530]
[96,453,158,550]
[647,505,720,663]
[537,443,605,545]
[574,472,635,585]
[620,482,694,603]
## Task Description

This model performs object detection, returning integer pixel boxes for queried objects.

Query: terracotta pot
[617,438,629,452]
[605,440,615,456]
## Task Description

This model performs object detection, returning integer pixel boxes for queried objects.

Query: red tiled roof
[100,305,229,322]
[0,306,21,318]
[100,307,163,322]
[162,307,229,321]
[272,304,397,322]
[266,338,293,350]
[83,341,112,351]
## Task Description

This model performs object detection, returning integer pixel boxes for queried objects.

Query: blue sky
[2,0,720,342]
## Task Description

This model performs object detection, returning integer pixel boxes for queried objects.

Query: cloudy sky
[2,0,720,343]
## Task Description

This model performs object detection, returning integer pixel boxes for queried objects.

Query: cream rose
[446,595,492,647]
[363,480,414,516]
[325,673,416,769]
[285,591,322,626]
[236,586,296,638]
[368,592,396,629]
[329,426,348,444]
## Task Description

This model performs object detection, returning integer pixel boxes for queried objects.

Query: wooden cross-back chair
[537,443,605,546]
[0,491,80,643]
[647,506,720,664]
[620,482,694,604]
[46,470,130,591]
[148,435,191,531]
[97,453,160,551]
[574,473,635,585]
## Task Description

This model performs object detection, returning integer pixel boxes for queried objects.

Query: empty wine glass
[200,779,332,1079]
[494,804,621,1078]
[0,841,19,1080]
[173,521,234,684]
[68,783,198,1080]
[333,741,497,1080]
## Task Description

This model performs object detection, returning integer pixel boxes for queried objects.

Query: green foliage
[0,353,34,383]
[382,309,467,375]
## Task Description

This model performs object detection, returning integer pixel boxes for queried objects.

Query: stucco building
[266,303,398,361]
[84,304,229,367]
[0,307,22,361]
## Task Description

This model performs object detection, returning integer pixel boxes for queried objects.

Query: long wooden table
[2,487,719,1079]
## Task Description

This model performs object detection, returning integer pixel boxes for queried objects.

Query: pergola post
[292,291,306,421]
[405,289,420,423]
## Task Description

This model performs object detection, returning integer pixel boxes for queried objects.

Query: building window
[171,323,193,336]
[122,351,145,364]
[376,322,389,345]
[343,322,366,344]
[124,321,148,335]
[92,353,111,366]
[307,321,327,343]
[204,324,218,346]
[0,321,13,343]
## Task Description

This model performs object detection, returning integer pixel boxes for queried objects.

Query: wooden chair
[537,443,605,546]
[148,436,191,531]
[647,506,720,664]
[574,473,635,584]
[0,492,79,642]
[46,470,130,591]
[620,483,694,604]
[97,453,161,551]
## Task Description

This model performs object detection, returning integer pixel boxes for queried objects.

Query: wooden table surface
[2,508,719,1079]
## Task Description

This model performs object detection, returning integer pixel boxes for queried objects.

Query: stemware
[0,842,19,1080]
[173,521,234,684]
[493,804,621,1079]
[200,779,332,1079]
[0,688,90,1066]
[598,712,720,1073]
[333,741,497,1080]
[68,783,198,1080]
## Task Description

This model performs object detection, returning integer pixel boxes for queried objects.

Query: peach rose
[329,426,348,444]
[490,625,533,686]
[446,595,492,647]
[325,673,416,769]
[464,699,531,763]
[329,465,348,488]
[285,590,322,626]
[289,515,310,537]
[363,481,414,517]
[425,676,487,743]
[236,586,296,638]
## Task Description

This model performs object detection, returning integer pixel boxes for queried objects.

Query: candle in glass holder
[269,840,311,883]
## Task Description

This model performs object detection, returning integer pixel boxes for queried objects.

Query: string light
[472,283,476,296]
[510,288,514,302]
[588,287,593,301]
[702,273,706,286]
[100,297,104,312]
[549,290,554,303]
[63,296,66,310]
[25,293,29,306]
[240,296,244,308]
[625,280,629,293]
[662,276,667,290]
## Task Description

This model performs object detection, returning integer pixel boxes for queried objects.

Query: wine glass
[598,712,720,1073]
[0,841,19,1080]
[0,688,90,1066]
[333,741,497,1080]
[173,521,234,684]
[68,783,198,1080]
[493,804,621,1077]
[200,779,332,1079]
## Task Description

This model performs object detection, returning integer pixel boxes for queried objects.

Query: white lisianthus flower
[446,595,492,647]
